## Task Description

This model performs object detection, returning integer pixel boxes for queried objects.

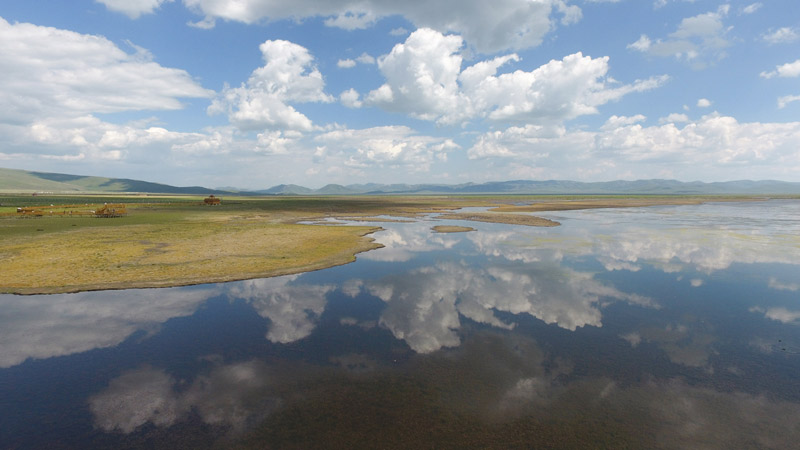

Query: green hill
[0,168,225,194]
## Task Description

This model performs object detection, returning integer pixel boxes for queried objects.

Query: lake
[2,200,799,449]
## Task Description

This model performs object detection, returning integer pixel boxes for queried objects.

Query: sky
[0,0,798,189]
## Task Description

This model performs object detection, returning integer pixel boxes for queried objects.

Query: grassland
[0,193,783,294]
[0,194,492,294]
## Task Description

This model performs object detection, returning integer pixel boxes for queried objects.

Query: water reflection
[354,260,656,353]
[227,276,334,344]
[89,359,276,434]
[1,200,799,448]
[0,286,219,368]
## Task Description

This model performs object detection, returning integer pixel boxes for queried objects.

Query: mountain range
[3,167,800,195]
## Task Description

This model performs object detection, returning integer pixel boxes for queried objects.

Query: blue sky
[1,0,798,189]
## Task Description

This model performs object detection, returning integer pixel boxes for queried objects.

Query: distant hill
[0,168,231,195]
[260,179,800,195]
[3,167,800,195]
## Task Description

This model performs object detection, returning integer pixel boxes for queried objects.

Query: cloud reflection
[89,360,275,434]
[226,276,334,344]
[362,222,462,262]
[464,202,800,276]
[0,287,219,368]
[355,261,655,353]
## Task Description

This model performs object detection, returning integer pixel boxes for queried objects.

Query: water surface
[2,200,799,449]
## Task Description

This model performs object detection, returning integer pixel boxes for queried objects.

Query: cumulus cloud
[0,17,217,168]
[628,5,732,68]
[659,113,690,124]
[209,39,333,132]
[96,0,173,18]
[356,53,376,64]
[696,98,712,107]
[336,53,375,69]
[183,0,580,53]
[0,18,211,122]
[468,112,800,180]
[364,28,665,125]
[314,125,458,172]
[760,59,800,79]
[601,114,647,130]
[339,88,362,108]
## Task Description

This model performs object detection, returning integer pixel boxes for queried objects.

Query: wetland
[1,195,799,448]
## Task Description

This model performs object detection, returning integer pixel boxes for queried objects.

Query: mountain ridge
[3,167,800,195]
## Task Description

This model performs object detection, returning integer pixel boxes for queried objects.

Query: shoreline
[1,195,784,296]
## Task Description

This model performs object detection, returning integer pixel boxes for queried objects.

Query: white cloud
[96,0,173,19]
[183,0,581,53]
[628,6,732,67]
[314,125,458,172]
[697,98,712,108]
[339,88,362,108]
[778,95,800,109]
[760,59,800,79]
[209,39,333,132]
[337,53,375,69]
[356,52,376,64]
[627,35,651,52]
[761,27,799,44]
[390,27,409,36]
[0,18,211,122]
[365,28,665,125]
[601,114,647,130]
[0,17,220,169]
[659,113,690,124]
[653,0,698,9]
[467,113,800,180]
[740,2,762,15]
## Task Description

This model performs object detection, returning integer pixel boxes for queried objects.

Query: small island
[432,225,476,233]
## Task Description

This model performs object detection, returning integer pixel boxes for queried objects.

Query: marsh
[1,199,799,449]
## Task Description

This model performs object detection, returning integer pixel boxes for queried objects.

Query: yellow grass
[1,216,381,294]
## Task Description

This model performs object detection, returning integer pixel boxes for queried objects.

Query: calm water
[2,200,799,449]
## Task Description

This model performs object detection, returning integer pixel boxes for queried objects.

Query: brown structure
[204,195,221,205]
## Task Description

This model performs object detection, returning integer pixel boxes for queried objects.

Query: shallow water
[2,200,799,449]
